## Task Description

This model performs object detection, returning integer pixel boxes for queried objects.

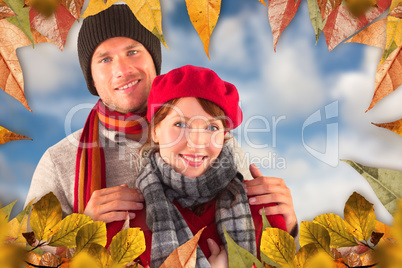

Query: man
[25,4,297,245]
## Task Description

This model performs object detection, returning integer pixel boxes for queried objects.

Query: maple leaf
[317,0,343,21]
[268,0,301,51]
[185,0,221,59]
[30,3,76,51]
[61,0,84,20]
[323,0,391,51]
[0,0,16,19]
[0,19,49,111]
[0,126,32,145]
[345,17,387,48]
[372,118,402,136]
[3,0,35,46]
[367,45,402,111]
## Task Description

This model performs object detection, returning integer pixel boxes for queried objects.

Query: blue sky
[1,0,402,225]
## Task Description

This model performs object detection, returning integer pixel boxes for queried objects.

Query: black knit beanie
[77,4,162,96]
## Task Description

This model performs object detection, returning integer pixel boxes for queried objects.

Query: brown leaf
[367,46,402,111]
[0,126,32,145]
[30,0,59,17]
[30,4,76,51]
[61,0,84,20]
[345,17,387,48]
[268,0,302,51]
[360,250,377,265]
[0,19,49,111]
[160,227,205,268]
[345,0,379,18]
[185,0,221,59]
[372,119,402,136]
[370,231,384,245]
[345,252,362,267]
[336,244,370,258]
[39,252,60,266]
[323,0,391,51]
[22,232,36,246]
[25,252,41,268]
[0,1,16,19]
[317,0,343,20]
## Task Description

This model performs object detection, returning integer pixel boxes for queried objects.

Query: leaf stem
[25,261,61,268]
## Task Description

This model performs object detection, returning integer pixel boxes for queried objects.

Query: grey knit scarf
[135,145,256,268]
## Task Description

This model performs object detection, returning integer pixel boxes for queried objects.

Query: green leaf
[48,213,93,248]
[344,192,376,242]
[224,227,263,268]
[342,160,402,215]
[261,251,280,267]
[75,221,107,256]
[294,243,319,268]
[260,227,296,266]
[3,0,34,46]
[306,0,327,44]
[30,192,62,241]
[110,228,146,265]
[300,221,332,256]
[313,213,358,248]
[0,200,16,222]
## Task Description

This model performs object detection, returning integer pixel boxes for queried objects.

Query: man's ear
[152,126,159,144]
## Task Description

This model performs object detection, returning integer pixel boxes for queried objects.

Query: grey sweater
[24,123,252,216]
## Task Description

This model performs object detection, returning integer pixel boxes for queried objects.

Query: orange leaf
[317,0,343,20]
[323,0,391,51]
[360,250,377,265]
[367,45,402,111]
[268,0,301,51]
[0,1,16,19]
[30,4,76,51]
[185,0,221,59]
[257,0,267,6]
[345,17,387,48]
[372,118,402,136]
[61,0,84,20]
[0,126,32,145]
[159,227,205,268]
[25,252,41,268]
[344,252,362,267]
[39,252,60,267]
[0,19,48,111]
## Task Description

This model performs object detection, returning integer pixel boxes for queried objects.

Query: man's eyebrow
[93,43,142,59]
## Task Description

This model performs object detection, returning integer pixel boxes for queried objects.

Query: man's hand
[83,184,144,223]
[244,164,298,236]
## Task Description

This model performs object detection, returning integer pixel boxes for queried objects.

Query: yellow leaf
[313,213,358,248]
[305,251,335,268]
[260,227,296,266]
[0,244,26,268]
[0,200,16,220]
[160,227,205,268]
[0,19,49,112]
[81,0,107,18]
[8,214,28,244]
[185,0,221,59]
[344,192,376,242]
[110,228,145,265]
[293,243,319,268]
[49,213,93,248]
[375,220,392,243]
[300,221,332,256]
[71,251,100,268]
[0,126,32,145]
[75,221,107,256]
[84,243,113,268]
[117,0,167,48]
[373,118,402,136]
[0,209,7,239]
[30,192,63,241]
[392,199,402,244]
[390,0,402,13]
[379,16,402,65]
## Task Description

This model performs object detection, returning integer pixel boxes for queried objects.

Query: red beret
[147,65,243,129]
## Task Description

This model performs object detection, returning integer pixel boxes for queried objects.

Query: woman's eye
[207,125,219,131]
[174,122,187,128]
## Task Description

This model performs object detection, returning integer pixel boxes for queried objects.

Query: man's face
[91,37,157,114]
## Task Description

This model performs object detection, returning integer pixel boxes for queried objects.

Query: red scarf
[73,100,147,213]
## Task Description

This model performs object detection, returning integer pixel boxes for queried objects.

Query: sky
[1,0,402,227]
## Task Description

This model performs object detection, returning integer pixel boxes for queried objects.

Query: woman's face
[152,97,225,178]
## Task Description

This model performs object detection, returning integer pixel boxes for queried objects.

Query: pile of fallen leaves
[1,190,402,267]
